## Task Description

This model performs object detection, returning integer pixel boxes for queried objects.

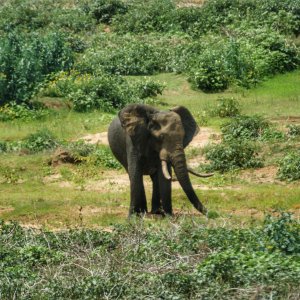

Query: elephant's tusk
[187,167,214,178]
[162,160,172,180]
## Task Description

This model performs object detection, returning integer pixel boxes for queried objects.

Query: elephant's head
[119,104,210,215]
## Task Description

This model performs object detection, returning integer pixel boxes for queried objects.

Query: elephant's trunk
[170,150,207,215]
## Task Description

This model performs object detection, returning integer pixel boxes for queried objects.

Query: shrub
[0,141,7,153]
[23,129,58,153]
[112,0,177,33]
[287,124,300,137]
[77,36,169,76]
[90,0,128,24]
[0,102,50,122]
[0,30,74,104]
[221,115,270,141]
[211,97,240,118]
[90,146,122,169]
[264,212,300,254]
[204,140,263,172]
[133,79,165,99]
[188,47,229,93]
[277,151,300,181]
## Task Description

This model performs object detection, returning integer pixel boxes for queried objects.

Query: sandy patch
[239,166,281,184]
[0,206,14,215]
[79,132,109,145]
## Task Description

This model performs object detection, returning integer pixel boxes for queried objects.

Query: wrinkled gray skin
[108,104,209,216]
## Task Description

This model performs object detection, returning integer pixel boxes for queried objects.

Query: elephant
[108,104,213,217]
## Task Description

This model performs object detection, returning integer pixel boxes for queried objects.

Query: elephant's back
[108,117,128,169]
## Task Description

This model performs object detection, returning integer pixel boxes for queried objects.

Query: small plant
[204,140,263,172]
[91,0,128,24]
[189,51,230,93]
[277,151,300,181]
[133,79,165,99]
[23,129,58,153]
[211,97,240,118]
[221,115,270,141]
[0,141,7,153]
[287,124,300,137]
[0,102,50,122]
[90,146,121,169]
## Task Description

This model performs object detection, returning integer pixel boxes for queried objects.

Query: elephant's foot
[150,208,165,216]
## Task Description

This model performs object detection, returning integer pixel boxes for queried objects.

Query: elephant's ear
[171,106,199,147]
[118,104,157,136]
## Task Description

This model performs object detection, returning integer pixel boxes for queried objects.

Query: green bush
[0,102,50,122]
[277,151,300,181]
[77,36,169,76]
[133,79,165,99]
[188,49,229,93]
[211,97,240,118]
[204,140,263,172]
[23,129,58,153]
[221,115,270,141]
[0,214,299,299]
[113,0,177,33]
[90,0,128,24]
[0,141,7,153]
[0,30,74,104]
[287,124,300,137]
[90,145,122,169]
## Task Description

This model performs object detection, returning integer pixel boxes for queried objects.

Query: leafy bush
[188,49,229,93]
[287,124,300,137]
[0,141,7,153]
[221,115,270,141]
[204,140,263,172]
[90,145,122,169]
[132,79,165,99]
[113,0,177,33]
[0,30,74,104]
[264,212,300,254]
[23,129,58,153]
[0,102,50,122]
[77,35,170,76]
[42,71,164,112]
[211,97,240,118]
[0,214,299,299]
[277,151,300,181]
[90,0,128,24]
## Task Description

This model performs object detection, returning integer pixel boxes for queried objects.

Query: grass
[0,110,114,141]
[0,71,300,228]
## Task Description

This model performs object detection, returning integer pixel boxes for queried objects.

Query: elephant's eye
[148,121,160,131]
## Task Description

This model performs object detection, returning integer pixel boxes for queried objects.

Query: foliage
[204,140,263,172]
[188,48,230,93]
[77,34,172,76]
[90,0,128,24]
[0,30,74,104]
[90,145,122,169]
[113,0,177,33]
[23,129,58,153]
[287,124,300,137]
[221,115,270,141]
[277,150,300,181]
[0,214,299,299]
[41,71,164,112]
[61,141,121,169]
[211,97,240,118]
[0,102,50,122]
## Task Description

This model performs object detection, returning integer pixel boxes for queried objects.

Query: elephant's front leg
[150,173,163,215]
[158,163,172,215]
[127,147,147,216]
